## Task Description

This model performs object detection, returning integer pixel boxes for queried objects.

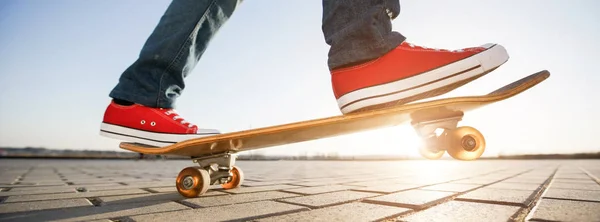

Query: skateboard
[119,70,550,197]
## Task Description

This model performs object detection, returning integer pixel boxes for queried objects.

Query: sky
[1,0,599,158]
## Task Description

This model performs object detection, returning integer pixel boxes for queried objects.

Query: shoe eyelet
[151,121,156,126]
[140,120,146,124]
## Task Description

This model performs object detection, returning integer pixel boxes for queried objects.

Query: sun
[337,125,426,158]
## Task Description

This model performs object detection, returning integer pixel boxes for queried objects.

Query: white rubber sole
[99,123,220,147]
[337,44,509,114]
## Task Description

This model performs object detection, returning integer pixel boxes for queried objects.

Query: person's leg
[322,0,404,70]
[109,0,242,109]
[323,0,509,114]
[100,0,242,147]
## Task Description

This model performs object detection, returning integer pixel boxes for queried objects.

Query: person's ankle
[113,98,134,106]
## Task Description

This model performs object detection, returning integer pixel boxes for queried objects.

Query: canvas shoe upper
[331,41,509,113]
[100,101,220,147]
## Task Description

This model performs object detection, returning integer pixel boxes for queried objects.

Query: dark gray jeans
[109,0,405,108]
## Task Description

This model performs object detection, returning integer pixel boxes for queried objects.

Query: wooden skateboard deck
[120,70,550,158]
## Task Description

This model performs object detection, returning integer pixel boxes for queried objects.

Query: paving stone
[81,181,174,191]
[145,187,178,193]
[550,182,600,191]
[420,183,482,193]
[130,200,308,221]
[257,202,411,221]
[0,186,77,196]
[243,180,303,187]
[394,177,455,185]
[279,190,379,208]
[398,200,522,221]
[501,177,547,184]
[342,180,399,187]
[351,183,424,193]
[0,200,190,222]
[97,192,224,206]
[528,198,600,221]
[3,188,150,203]
[15,181,67,186]
[182,191,299,207]
[485,182,543,191]
[543,189,600,202]
[553,173,591,180]
[283,185,356,195]
[145,186,222,193]
[455,187,537,206]
[552,178,598,184]
[364,189,456,209]
[451,178,501,185]
[0,198,93,214]
[221,184,303,194]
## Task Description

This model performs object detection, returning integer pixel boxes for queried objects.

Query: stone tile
[144,186,224,194]
[283,185,356,195]
[81,181,174,191]
[130,201,308,221]
[528,198,600,221]
[145,186,178,193]
[0,200,190,221]
[220,184,303,194]
[352,183,424,193]
[98,191,223,206]
[258,202,411,221]
[485,182,543,191]
[242,180,303,187]
[3,188,150,203]
[456,187,537,206]
[182,191,298,207]
[550,182,600,191]
[279,190,379,208]
[399,200,521,222]
[552,178,598,184]
[0,186,77,196]
[364,189,456,209]
[0,198,93,214]
[451,178,501,185]
[501,177,547,185]
[290,179,361,187]
[553,173,592,180]
[543,189,600,202]
[420,183,482,193]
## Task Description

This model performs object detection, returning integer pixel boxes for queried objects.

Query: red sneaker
[99,101,220,147]
[331,41,509,114]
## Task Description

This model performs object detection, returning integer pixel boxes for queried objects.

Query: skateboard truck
[411,112,486,161]
[175,141,245,198]
[191,151,237,184]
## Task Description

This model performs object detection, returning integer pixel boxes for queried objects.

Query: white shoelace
[406,43,464,53]
[164,110,196,128]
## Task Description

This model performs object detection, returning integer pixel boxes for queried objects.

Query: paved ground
[0,159,598,222]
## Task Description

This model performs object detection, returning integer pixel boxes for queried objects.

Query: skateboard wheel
[176,167,210,198]
[446,126,485,161]
[221,166,244,189]
[418,144,445,160]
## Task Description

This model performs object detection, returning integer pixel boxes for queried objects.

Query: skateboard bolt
[461,135,477,151]
[182,176,194,190]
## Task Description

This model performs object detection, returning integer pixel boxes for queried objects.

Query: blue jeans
[109,0,405,108]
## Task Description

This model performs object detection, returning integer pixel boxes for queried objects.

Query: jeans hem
[109,90,174,109]
[328,32,405,70]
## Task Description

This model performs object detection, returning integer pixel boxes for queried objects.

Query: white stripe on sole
[99,123,219,147]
